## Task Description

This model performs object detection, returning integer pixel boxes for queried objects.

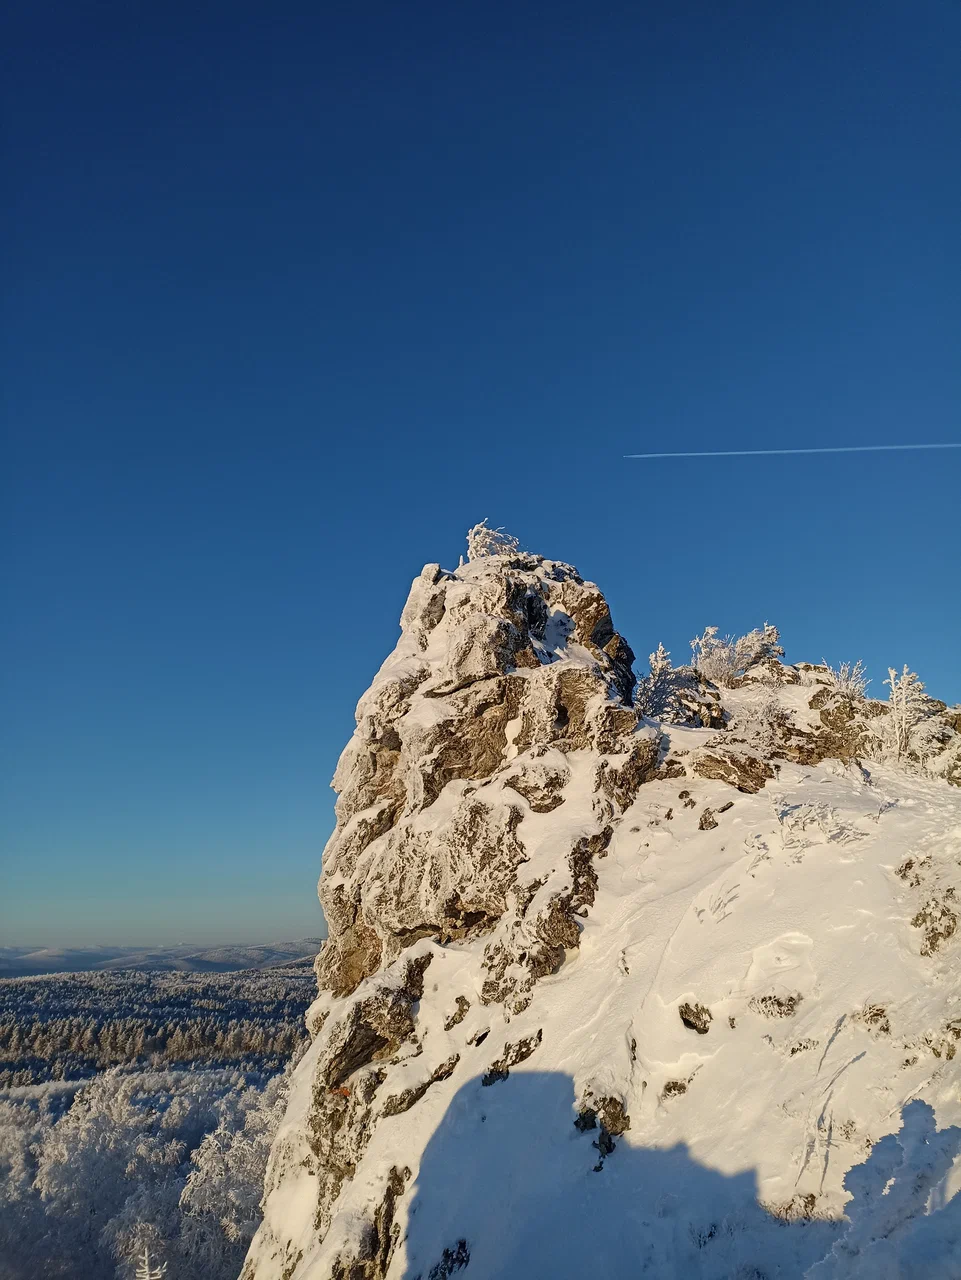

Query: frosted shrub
[822,659,870,700]
[873,666,942,772]
[726,690,791,757]
[690,624,783,687]
[466,520,520,560]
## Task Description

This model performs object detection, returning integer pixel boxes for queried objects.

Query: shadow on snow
[399,1071,961,1280]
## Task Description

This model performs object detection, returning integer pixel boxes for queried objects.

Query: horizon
[1,936,325,952]
[3,0,959,946]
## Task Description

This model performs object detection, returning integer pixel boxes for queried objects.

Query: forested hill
[0,965,314,1086]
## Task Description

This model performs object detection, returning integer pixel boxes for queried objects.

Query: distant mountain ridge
[0,939,324,978]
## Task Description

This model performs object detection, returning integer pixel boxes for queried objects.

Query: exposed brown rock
[912,894,958,956]
[679,1002,713,1034]
[481,1029,543,1085]
[560,582,636,704]
[422,1240,470,1279]
[325,956,431,1089]
[255,548,653,1266]
[595,1095,631,1135]
[381,1055,460,1118]
[301,955,432,1238]
[749,992,803,1018]
[318,905,384,1001]
[596,736,661,811]
[504,749,569,812]
[692,749,776,794]
[443,996,470,1031]
[328,1165,411,1280]
[774,688,877,767]
[418,676,524,807]
[857,1004,891,1036]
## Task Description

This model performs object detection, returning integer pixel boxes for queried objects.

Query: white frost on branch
[873,665,942,771]
[466,520,520,560]
[135,1246,167,1279]
[690,623,783,687]
[821,659,870,700]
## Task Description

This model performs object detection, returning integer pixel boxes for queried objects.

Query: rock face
[244,537,961,1280]
[317,551,650,1008]
[243,545,660,1280]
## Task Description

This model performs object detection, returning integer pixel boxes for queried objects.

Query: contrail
[624,442,961,459]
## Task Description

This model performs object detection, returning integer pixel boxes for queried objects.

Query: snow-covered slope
[243,537,961,1280]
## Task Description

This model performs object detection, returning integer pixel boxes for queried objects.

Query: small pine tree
[135,1246,167,1279]
[637,643,675,718]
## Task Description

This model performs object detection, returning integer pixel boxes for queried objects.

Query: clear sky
[2,1,959,946]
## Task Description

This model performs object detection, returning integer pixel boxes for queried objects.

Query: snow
[250,755,961,1278]
[245,547,961,1279]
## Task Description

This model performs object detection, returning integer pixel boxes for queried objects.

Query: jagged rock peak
[317,526,646,1003]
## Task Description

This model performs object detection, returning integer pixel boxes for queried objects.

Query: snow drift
[243,528,961,1280]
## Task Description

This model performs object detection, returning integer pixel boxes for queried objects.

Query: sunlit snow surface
[251,755,961,1278]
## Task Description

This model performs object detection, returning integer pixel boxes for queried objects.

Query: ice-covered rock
[243,535,961,1280]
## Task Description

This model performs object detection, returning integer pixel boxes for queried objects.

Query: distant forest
[0,966,313,1086]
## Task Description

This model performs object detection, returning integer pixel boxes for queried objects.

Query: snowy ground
[261,758,961,1279]
[246,547,961,1280]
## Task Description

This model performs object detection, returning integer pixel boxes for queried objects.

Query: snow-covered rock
[243,536,961,1280]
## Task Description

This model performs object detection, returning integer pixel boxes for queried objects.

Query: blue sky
[2,1,959,946]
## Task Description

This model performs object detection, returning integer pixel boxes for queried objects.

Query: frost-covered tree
[636,644,675,719]
[690,623,783,687]
[0,1061,299,1280]
[874,666,941,770]
[466,520,520,560]
[821,659,870,700]
[634,644,726,728]
[134,1246,167,1279]
[178,1062,296,1277]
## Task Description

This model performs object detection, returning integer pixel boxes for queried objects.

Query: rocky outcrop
[245,539,660,1279]
[317,552,651,1004]
[692,748,777,793]
[245,536,961,1280]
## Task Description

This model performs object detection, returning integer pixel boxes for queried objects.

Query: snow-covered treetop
[690,623,783,686]
[466,519,521,560]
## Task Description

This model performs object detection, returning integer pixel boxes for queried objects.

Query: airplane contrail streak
[624,443,961,459]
